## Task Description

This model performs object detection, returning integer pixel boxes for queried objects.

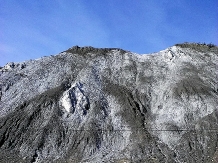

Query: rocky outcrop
[0,44,217,162]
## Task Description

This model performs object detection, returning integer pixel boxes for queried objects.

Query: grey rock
[0,44,218,162]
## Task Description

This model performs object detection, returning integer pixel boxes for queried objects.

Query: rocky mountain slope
[0,43,217,162]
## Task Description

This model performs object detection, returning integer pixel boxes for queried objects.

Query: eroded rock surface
[0,44,217,162]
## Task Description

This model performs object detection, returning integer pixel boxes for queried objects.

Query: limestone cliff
[0,43,217,162]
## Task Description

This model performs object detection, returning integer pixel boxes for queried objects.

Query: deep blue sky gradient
[0,0,217,66]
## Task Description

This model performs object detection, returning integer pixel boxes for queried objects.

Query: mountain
[0,43,217,163]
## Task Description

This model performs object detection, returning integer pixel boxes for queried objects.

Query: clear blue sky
[0,0,217,66]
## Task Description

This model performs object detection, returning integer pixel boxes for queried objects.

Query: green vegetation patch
[175,42,218,53]
[64,46,126,56]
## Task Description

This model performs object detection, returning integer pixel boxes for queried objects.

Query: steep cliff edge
[0,43,217,162]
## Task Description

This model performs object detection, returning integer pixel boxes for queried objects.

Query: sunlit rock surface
[0,43,217,162]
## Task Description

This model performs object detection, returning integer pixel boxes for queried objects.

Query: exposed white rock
[0,44,217,162]
[60,82,90,117]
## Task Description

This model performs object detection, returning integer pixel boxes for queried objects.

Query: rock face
[0,43,218,162]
